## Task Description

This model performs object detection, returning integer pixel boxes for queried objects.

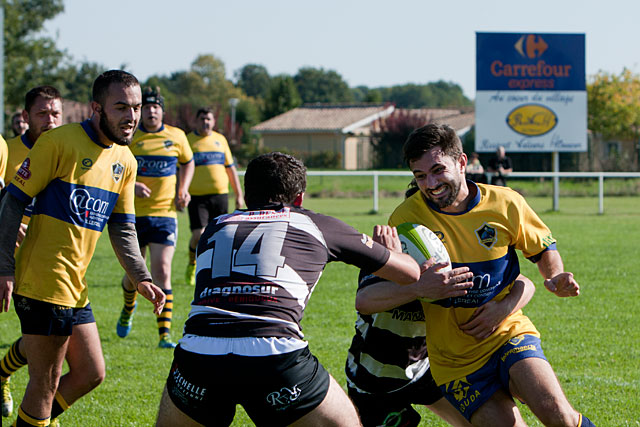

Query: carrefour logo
[514,34,547,58]
[507,104,557,136]
[70,188,110,217]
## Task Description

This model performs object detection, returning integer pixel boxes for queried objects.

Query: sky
[44,0,640,99]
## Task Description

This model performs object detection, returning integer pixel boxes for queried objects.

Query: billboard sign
[475,32,587,152]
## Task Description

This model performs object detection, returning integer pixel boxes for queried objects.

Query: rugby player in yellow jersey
[0,70,165,427]
[184,107,244,286]
[388,124,595,426]
[0,135,6,190]
[10,113,29,137]
[117,87,194,349]
[0,85,63,420]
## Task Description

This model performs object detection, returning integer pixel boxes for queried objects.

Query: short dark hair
[403,123,463,165]
[92,70,139,105]
[244,152,307,208]
[196,107,214,118]
[24,85,61,112]
[142,86,164,110]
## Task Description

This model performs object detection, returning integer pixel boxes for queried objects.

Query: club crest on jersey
[475,223,497,249]
[163,140,173,150]
[17,158,32,180]
[111,161,124,183]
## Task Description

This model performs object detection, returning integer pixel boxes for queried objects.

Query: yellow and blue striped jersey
[6,121,138,308]
[389,182,556,385]
[0,135,7,187]
[187,130,234,196]
[4,133,35,184]
[130,124,193,218]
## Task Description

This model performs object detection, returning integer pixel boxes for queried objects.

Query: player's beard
[424,175,461,209]
[100,110,135,146]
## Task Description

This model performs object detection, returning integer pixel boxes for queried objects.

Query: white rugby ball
[396,223,451,302]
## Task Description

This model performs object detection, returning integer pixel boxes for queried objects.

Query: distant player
[155,152,421,426]
[389,123,594,426]
[0,85,63,420]
[10,112,28,137]
[0,70,165,427]
[184,107,244,286]
[116,87,194,348]
[0,135,6,190]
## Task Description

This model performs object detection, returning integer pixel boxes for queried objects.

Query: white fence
[300,171,640,214]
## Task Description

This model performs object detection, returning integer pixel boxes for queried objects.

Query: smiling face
[141,103,163,131]
[409,147,469,213]
[95,83,141,146]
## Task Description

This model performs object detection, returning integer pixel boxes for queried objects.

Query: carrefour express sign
[475,32,587,153]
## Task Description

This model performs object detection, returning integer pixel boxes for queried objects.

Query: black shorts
[166,345,330,426]
[347,368,443,427]
[14,295,95,336]
[187,194,228,230]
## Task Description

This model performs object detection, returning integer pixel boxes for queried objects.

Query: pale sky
[44,0,638,99]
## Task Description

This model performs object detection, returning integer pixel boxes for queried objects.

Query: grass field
[1,195,639,426]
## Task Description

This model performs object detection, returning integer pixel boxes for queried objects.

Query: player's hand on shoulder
[135,182,152,198]
[136,281,166,315]
[0,276,15,313]
[412,262,473,301]
[372,225,402,253]
[544,272,579,297]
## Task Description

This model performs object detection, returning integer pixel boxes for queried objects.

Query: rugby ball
[396,223,451,302]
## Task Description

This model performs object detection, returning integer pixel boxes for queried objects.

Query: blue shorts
[14,295,96,336]
[135,216,178,247]
[440,334,547,420]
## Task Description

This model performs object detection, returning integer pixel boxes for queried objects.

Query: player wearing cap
[116,87,194,349]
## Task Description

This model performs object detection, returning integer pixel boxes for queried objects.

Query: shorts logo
[266,385,301,411]
[111,161,124,183]
[475,223,497,249]
[163,140,173,150]
[508,335,525,346]
[17,158,32,180]
[446,377,480,414]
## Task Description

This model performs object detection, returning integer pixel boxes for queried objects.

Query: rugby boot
[116,302,137,338]
[158,335,177,349]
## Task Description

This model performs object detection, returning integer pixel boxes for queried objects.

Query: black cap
[142,87,164,110]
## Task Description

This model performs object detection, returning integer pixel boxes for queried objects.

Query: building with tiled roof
[252,104,395,169]
[251,104,475,169]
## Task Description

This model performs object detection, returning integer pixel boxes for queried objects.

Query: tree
[263,75,301,119]
[3,0,66,111]
[378,81,471,108]
[294,67,353,104]
[587,69,640,140]
[236,64,271,99]
[370,110,431,168]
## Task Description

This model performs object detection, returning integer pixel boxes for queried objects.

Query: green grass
[1,196,638,425]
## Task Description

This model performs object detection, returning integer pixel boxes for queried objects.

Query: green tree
[263,74,301,119]
[587,69,640,140]
[294,67,353,104]
[3,0,66,111]
[378,81,471,108]
[236,64,271,99]
[370,110,429,168]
